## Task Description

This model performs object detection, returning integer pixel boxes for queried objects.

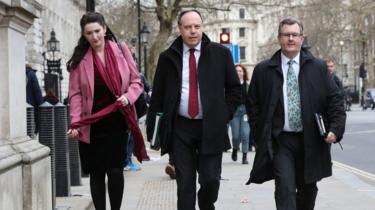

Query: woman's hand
[67,128,80,139]
[117,95,129,107]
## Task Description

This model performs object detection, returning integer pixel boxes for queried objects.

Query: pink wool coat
[68,41,143,143]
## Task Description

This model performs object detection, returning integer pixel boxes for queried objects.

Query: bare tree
[97,0,375,87]
[347,0,375,88]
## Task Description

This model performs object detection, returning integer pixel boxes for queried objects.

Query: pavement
[56,147,375,210]
[56,106,375,210]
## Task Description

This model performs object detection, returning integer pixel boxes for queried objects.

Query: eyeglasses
[279,33,303,38]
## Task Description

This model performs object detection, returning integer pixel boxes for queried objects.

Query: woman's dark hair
[66,12,117,71]
[235,64,249,81]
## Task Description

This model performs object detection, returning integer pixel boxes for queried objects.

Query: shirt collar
[281,52,300,66]
[183,41,202,54]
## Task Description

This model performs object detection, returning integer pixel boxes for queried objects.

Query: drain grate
[136,180,177,210]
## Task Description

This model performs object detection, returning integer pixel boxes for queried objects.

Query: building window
[240,46,246,60]
[222,28,229,33]
[239,8,245,19]
[239,28,245,37]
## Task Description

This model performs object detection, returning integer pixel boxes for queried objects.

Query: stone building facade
[26,0,85,101]
[0,0,85,209]
[204,5,258,78]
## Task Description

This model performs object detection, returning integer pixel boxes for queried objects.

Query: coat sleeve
[246,64,262,132]
[324,65,346,141]
[68,68,83,125]
[146,53,166,141]
[224,49,242,119]
[119,42,143,105]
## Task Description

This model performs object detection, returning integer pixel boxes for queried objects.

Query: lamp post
[86,0,95,12]
[140,22,150,79]
[44,29,62,101]
[137,0,141,69]
[339,40,345,81]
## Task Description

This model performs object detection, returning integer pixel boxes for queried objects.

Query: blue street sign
[223,44,239,64]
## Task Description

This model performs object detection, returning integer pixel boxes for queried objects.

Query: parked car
[363,88,375,110]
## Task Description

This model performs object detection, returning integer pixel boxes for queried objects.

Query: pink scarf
[70,40,149,162]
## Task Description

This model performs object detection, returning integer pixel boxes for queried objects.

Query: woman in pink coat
[66,12,145,210]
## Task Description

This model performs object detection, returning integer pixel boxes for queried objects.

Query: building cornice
[0,6,36,34]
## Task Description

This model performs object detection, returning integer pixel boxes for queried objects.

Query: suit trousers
[172,115,222,210]
[273,132,318,210]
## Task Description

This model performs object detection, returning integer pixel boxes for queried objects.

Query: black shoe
[231,149,238,161]
[242,153,248,164]
[165,164,176,179]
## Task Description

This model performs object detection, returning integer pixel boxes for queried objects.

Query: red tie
[188,48,199,118]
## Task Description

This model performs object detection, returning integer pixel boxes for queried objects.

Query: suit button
[86,97,88,101]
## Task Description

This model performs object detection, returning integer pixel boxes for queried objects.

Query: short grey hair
[278,17,304,35]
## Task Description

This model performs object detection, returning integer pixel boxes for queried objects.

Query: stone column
[0,1,52,210]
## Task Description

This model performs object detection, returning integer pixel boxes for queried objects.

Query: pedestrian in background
[326,57,346,110]
[26,64,43,134]
[66,12,148,210]
[147,9,241,210]
[246,17,346,210]
[229,64,252,164]
[124,46,152,172]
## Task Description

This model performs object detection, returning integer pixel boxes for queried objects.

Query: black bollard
[38,101,56,209]
[54,103,71,196]
[26,103,35,139]
[66,105,82,186]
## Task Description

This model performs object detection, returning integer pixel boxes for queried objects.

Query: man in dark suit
[147,9,241,210]
[26,65,43,134]
[326,57,346,110]
[246,17,346,210]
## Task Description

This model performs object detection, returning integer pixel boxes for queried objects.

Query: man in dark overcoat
[146,9,241,210]
[26,64,43,134]
[246,17,346,210]
[326,57,346,109]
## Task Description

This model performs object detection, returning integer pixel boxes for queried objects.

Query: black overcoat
[246,48,346,184]
[146,34,242,155]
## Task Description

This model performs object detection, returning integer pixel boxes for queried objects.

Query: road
[332,105,375,175]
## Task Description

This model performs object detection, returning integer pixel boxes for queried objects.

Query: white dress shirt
[178,42,203,119]
[281,52,301,131]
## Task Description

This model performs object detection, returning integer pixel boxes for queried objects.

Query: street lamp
[44,29,62,102]
[140,22,150,79]
[47,29,60,60]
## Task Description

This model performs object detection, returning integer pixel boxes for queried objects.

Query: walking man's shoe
[165,164,176,179]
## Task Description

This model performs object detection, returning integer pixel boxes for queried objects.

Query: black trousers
[273,132,318,210]
[172,116,222,210]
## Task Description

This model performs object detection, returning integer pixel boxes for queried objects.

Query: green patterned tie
[287,60,302,131]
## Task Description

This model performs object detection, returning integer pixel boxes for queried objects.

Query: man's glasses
[279,33,303,38]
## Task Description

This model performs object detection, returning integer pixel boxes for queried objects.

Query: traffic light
[359,63,367,78]
[219,32,230,44]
